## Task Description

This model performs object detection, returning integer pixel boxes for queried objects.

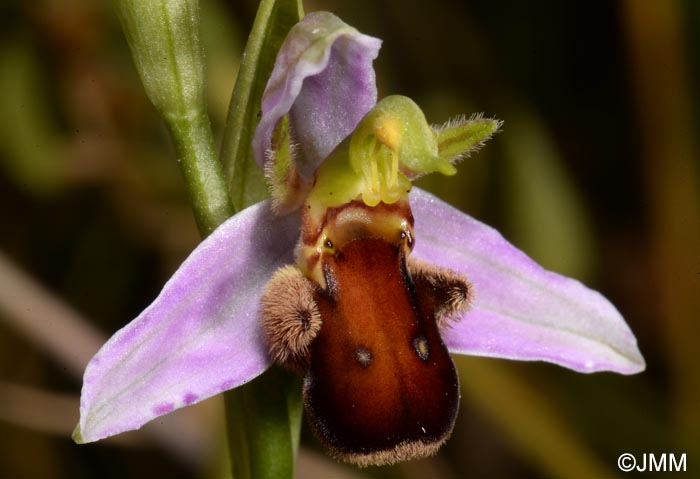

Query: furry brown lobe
[260,265,321,373]
[407,258,473,328]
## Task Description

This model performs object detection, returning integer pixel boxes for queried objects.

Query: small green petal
[433,115,502,164]
[265,115,309,213]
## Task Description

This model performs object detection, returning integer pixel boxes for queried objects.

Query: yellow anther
[358,141,409,207]
[373,114,402,151]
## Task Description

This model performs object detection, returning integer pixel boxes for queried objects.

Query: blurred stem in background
[456,356,611,478]
[621,0,700,454]
[0,46,66,194]
[115,0,302,477]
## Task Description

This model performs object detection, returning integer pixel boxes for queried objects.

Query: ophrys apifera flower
[74,11,645,467]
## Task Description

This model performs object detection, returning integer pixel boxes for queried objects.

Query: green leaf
[220,0,304,212]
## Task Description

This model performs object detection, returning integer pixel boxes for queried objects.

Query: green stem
[167,112,234,236]
[218,1,304,477]
[225,369,303,479]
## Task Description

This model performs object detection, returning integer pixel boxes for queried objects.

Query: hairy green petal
[433,114,502,164]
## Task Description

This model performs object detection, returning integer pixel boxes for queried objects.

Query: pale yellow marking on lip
[413,335,430,361]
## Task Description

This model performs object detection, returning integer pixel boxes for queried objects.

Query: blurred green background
[1,0,698,477]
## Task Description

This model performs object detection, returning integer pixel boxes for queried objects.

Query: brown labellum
[260,202,472,466]
[304,238,461,466]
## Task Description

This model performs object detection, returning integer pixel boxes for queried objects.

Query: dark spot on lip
[355,346,372,367]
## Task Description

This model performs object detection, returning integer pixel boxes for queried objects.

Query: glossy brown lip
[304,237,460,465]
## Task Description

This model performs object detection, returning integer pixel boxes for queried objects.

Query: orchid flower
[75,11,644,467]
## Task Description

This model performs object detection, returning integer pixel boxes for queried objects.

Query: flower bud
[117,0,206,121]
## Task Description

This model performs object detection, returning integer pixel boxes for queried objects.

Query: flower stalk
[167,113,234,235]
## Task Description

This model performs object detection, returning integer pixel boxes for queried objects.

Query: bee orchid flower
[74,11,645,467]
